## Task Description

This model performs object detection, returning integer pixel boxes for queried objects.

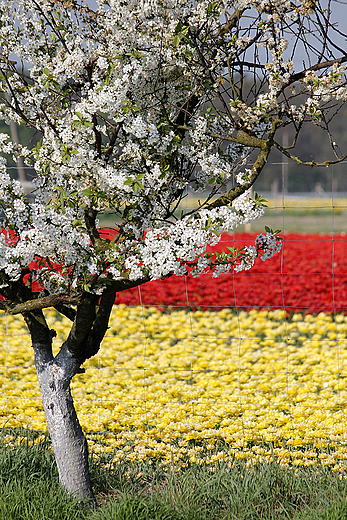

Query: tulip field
[2,232,347,472]
[115,232,347,314]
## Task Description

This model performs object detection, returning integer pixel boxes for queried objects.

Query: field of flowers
[114,232,347,314]
[2,232,347,471]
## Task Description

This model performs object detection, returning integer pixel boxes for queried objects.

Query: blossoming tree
[0,0,346,503]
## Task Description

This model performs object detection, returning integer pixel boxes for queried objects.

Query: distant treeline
[254,103,347,193]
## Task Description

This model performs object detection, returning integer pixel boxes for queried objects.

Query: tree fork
[23,309,95,503]
[34,341,95,503]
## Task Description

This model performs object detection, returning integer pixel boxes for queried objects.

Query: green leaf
[264,226,282,235]
[254,192,267,207]
[133,182,143,193]
[173,34,180,47]
[207,1,218,14]
[33,139,43,153]
[174,21,183,34]
[82,188,93,196]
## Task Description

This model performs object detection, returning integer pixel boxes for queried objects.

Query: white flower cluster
[115,194,265,281]
[234,246,257,273]
[233,193,264,224]
[233,232,282,273]
[255,232,282,261]
[236,169,252,186]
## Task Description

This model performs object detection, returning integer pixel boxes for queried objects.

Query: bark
[23,285,116,505]
[23,309,95,502]
[33,341,95,503]
[21,288,118,504]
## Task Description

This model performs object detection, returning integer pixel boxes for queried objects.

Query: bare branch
[54,304,76,321]
[274,141,347,166]
[6,293,81,315]
[206,134,274,210]
[65,293,98,359]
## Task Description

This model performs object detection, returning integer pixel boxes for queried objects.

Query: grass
[241,208,347,234]
[2,431,347,519]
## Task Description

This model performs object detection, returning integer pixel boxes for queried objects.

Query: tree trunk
[33,342,95,503]
[22,289,118,503]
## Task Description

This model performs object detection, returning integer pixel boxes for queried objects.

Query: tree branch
[31,0,70,54]
[84,207,100,243]
[280,56,347,94]
[54,304,76,321]
[274,141,347,166]
[83,284,118,359]
[65,293,98,359]
[205,131,275,210]
[173,94,200,139]
[214,8,247,38]
[5,293,81,315]
[104,122,122,164]
[22,309,54,351]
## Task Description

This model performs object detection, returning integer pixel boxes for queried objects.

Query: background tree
[0,0,346,504]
